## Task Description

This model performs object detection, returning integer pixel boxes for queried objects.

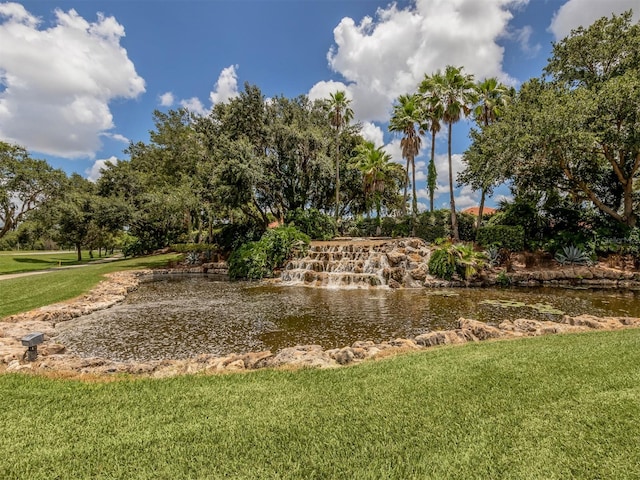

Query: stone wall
[2,259,640,378]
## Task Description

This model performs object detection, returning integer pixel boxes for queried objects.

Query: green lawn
[1,329,639,479]
[0,254,180,318]
[0,250,100,274]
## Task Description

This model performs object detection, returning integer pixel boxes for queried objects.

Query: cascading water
[281,238,433,288]
[282,243,390,287]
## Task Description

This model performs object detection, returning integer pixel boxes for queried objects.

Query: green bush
[428,241,486,280]
[228,226,310,280]
[285,208,337,240]
[121,233,146,258]
[477,225,525,251]
[428,247,456,280]
[213,220,265,253]
[171,243,220,254]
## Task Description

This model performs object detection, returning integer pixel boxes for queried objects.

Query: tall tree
[0,142,65,239]
[354,141,404,222]
[327,91,354,220]
[419,74,445,212]
[493,12,640,228]
[429,66,477,241]
[389,94,423,219]
[471,77,512,230]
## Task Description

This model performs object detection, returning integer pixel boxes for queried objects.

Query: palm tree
[389,94,422,219]
[354,141,403,223]
[327,91,354,220]
[430,66,477,241]
[473,78,512,230]
[418,74,445,212]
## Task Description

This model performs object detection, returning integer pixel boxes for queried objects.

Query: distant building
[462,206,497,216]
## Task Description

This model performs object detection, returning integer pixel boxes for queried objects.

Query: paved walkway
[0,255,124,281]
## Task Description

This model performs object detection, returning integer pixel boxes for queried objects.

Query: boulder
[271,345,336,368]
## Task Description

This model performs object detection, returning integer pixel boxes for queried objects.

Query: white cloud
[85,156,117,182]
[0,3,145,158]
[549,0,639,40]
[513,25,541,57]
[178,65,240,116]
[308,80,350,102]
[361,122,384,147]
[209,64,239,105]
[180,97,207,116]
[159,92,174,107]
[311,0,526,124]
[102,132,129,144]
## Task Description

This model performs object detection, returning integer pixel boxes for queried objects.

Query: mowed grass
[0,254,180,318]
[0,251,98,275]
[1,329,640,479]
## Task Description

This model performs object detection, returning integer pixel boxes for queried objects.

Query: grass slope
[0,254,180,318]
[0,251,97,275]
[1,329,639,479]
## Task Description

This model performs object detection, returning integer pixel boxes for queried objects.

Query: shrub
[428,247,456,280]
[213,220,265,253]
[554,245,593,266]
[428,241,486,280]
[228,226,310,280]
[476,225,525,251]
[285,208,337,240]
[121,233,144,258]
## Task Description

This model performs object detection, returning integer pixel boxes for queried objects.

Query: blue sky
[1,0,638,210]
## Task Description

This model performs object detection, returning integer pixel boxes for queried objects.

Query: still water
[55,276,640,362]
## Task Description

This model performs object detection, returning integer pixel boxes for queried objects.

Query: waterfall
[281,239,433,288]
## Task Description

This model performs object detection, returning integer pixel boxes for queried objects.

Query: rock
[7,360,32,372]
[388,279,401,289]
[457,318,506,340]
[415,332,448,347]
[271,345,336,368]
[242,351,274,369]
[334,347,355,365]
[224,359,246,371]
[39,344,66,356]
[386,250,407,267]
[389,338,418,349]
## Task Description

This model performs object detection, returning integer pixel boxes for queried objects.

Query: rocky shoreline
[1,267,640,378]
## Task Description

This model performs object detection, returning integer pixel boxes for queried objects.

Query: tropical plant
[228,225,310,280]
[554,245,593,266]
[422,66,477,241]
[389,94,423,219]
[327,90,354,220]
[354,141,404,223]
[419,75,444,212]
[470,77,512,231]
[428,241,486,280]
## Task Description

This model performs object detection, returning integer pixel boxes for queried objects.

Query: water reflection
[54,276,640,362]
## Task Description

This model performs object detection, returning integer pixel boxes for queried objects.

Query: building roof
[462,206,497,216]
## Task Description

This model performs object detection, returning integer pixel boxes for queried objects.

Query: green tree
[427,66,477,241]
[326,91,354,220]
[354,141,404,223]
[389,94,423,219]
[50,174,96,261]
[419,74,444,212]
[466,77,512,231]
[0,142,65,239]
[493,12,640,228]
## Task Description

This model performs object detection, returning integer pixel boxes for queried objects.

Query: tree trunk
[335,132,340,220]
[475,188,486,239]
[448,122,459,241]
[411,155,417,218]
[76,243,82,262]
[429,130,436,213]
[402,156,409,217]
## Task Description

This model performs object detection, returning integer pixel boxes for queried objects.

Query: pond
[54,276,640,362]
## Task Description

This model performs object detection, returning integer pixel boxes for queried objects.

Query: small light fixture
[21,332,44,362]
